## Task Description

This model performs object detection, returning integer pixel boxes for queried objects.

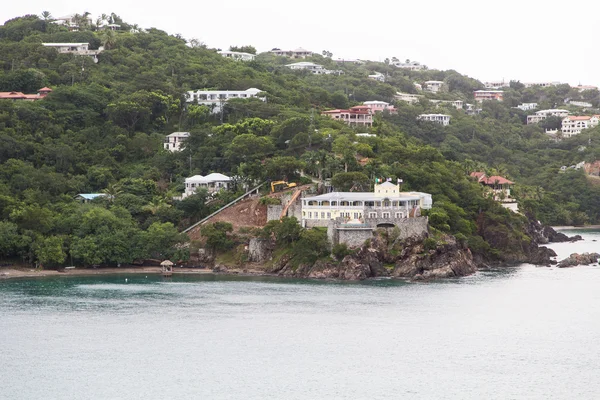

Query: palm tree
[102,183,122,202]
[96,13,109,28]
[80,12,91,30]
[40,11,52,21]
[143,197,171,214]
[101,29,117,50]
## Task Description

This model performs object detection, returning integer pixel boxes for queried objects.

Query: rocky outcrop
[271,231,477,281]
[557,253,600,268]
[478,213,575,267]
[526,215,582,244]
[391,235,477,280]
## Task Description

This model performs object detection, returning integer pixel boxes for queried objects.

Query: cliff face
[474,212,582,266]
[269,231,477,281]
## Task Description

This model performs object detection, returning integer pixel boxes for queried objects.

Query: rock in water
[557,253,600,268]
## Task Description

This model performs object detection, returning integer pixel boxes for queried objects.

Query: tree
[330,91,349,109]
[201,222,233,251]
[40,11,52,21]
[33,236,66,266]
[264,156,304,181]
[101,29,117,49]
[229,45,256,54]
[0,221,21,259]
[331,172,370,192]
[225,134,275,165]
[263,217,301,244]
[142,222,188,259]
[292,228,329,263]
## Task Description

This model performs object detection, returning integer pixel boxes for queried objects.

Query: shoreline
[553,225,600,230]
[0,266,236,281]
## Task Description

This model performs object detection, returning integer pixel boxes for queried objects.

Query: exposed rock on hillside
[270,231,477,281]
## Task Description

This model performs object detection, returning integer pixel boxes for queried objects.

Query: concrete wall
[248,238,271,263]
[305,219,331,228]
[390,217,428,240]
[327,216,428,247]
[336,228,374,248]
[267,205,283,222]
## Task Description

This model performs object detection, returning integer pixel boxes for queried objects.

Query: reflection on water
[1,228,599,400]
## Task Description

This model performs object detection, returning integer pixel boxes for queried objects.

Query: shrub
[292,228,329,263]
[423,237,437,252]
[332,243,351,260]
[259,196,281,206]
[200,222,233,251]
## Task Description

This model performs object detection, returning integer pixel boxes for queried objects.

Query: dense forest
[1,13,599,268]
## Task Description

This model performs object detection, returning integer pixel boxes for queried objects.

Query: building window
[321,212,325,219]
[383,212,390,218]
[308,212,312,218]
[395,212,403,218]
[369,212,377,218]
[327,212,331,218]
[354,213,359,219]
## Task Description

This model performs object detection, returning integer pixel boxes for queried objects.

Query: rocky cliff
[267,231,477,281]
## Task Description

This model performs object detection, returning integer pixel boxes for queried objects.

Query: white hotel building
[182,173,232,198]
[526,109,569,125]
[186,88,264,113]
[164,132,190,152]
[301,182,432,227]
[418,114,451,126]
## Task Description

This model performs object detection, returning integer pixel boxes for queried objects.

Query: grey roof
[76,193,107,200]
[303,191,424,202]
[166,131,190,137]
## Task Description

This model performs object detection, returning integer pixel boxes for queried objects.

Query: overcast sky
[2,0,598,86]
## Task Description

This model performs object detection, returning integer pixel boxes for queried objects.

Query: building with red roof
[470,172,518,212]
[561,115,600,138]
[322,106,374,127]
[0,87,52,101]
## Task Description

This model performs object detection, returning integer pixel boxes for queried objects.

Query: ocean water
[1,230,599,400]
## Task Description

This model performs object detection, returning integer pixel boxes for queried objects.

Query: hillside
[0,12,598,268]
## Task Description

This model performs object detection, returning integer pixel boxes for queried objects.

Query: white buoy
[125,278,128,283]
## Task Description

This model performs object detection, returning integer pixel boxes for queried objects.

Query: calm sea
[1,230,599,400]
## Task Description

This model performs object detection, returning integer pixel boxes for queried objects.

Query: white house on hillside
[51,14,93,31]
[392,61,426,70]
[561,115,600,138]
[395,92,423,103]
[526,109,569,125]
[164,132,190,152]
[301,181,432,227]
[430,99,464,110]
[567,100,593,108]
[186,88,264,114]
[42,43,103,61]
[183,173,232,198]
[418,114,451,126]
[269,48,313,58]
[362,101,397,113]
[218,51,256,61]
[368,72,385,82]
[516,103,538,111]
[424,81,444,93]
[286,62,343,75]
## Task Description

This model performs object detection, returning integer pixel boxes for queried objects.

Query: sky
[2,0,599,86]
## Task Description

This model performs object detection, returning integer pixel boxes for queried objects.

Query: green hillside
[0,13,598,267]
